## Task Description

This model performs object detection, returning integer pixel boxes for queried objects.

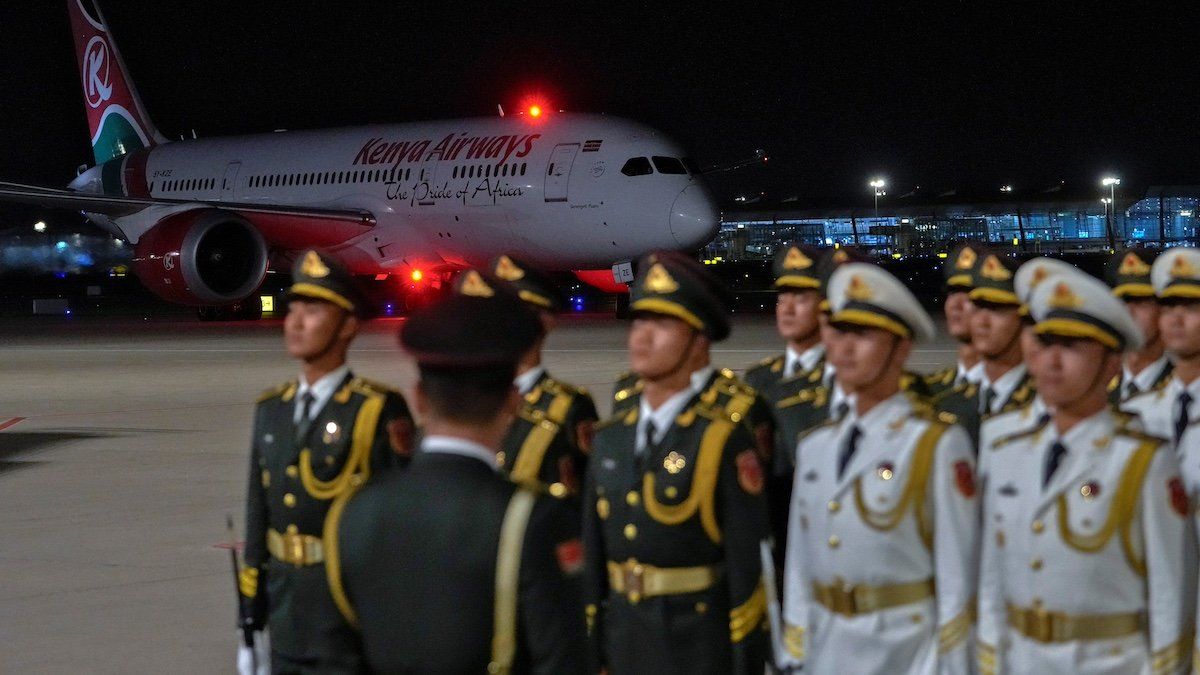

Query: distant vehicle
[0,0,718,316]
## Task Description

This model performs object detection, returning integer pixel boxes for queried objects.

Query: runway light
[411,269,423,282]
[33,221,47,233]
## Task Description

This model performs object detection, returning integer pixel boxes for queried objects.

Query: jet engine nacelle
[131,209,269,306]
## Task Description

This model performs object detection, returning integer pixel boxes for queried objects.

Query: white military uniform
[780,263,978,675]
[1121,377,1200,446]
[977,270,1193,675]
[977,396,1049,482]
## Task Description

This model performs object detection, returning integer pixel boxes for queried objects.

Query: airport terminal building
[711,184,1200,259]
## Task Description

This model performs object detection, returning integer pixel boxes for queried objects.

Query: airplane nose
[670,183,720,248]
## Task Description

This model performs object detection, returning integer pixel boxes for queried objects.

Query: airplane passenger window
[682,158,701,175]
[652,157,687,174]
[621,157,653,176]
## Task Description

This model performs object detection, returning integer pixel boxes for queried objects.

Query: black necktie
[979,386,996,415]
[1124,380,1139,400]
[1175,392,1193,444]
[837,425,863,480]
[300,391,316,423]
[641,420,659,455]
[1043,441,1068,488]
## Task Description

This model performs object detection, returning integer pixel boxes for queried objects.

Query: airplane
[0,0,719,317]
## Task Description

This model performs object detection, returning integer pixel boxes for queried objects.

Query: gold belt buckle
[1026,607,1055,642]
[622,560,645,604]
[285,533,306,566]
[829,578,857,615]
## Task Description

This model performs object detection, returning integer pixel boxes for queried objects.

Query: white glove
[236,630,270,675]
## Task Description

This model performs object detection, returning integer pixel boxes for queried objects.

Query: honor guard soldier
[743,243,826,561]
[1107,250,1173,403]
[1123,248,1200,445]
[976,256,1080,481]
[238,250,413,674]
[583,250,772,674]
[744,243,827,396]
[924,243,985,398]
[473,255,599,495]
[935,252,1036,446]
[780,262,978,674]
[976,271,1191,675]
[324,289,587,673]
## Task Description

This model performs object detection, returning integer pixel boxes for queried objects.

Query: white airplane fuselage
[71,112,719,277]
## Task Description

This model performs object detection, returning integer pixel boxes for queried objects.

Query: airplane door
[221,162,241,200]
[544,143,579,203]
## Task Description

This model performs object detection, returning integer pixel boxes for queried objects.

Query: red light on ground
[411,269,423,282]
[529,105,542,118]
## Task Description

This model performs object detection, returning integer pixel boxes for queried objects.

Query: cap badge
[783,247,814,270]
[1049,281,1083,309]
[1171,254,1198,279]
[1118,252,1151,276]
[493,255,525,281]
[846,274,873,301]
[459,270,495,298]
[643,263,680,294]
[956,247,977,270]
[980,255,1012,281]
[301,251,330,279]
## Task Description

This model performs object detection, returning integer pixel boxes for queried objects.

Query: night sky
[1,1,1198,210]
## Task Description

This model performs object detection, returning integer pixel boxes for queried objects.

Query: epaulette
[992,418,1051,449]
[1124,386,1167,407]
[750,355,784,373]
[542,375,587,399]
[517,406,562,428]
[1113,425,1169,446]
[594,409,631,431]
[923,366,955,386]
[931,381,976,407]
[349,376,400,396]
[613,380,644,403]
[713,370,757,397]
[906,397,956,425]
[796,418,838,447]
[776,385,828,410]
[257,380,297,403]
[983,401,1036,425]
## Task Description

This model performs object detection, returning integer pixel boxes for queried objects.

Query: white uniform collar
[1123,355,1170,393]
[785,344,825,377]
[845,390,909,428]
[980,363,1027,413]
[964,361,985,385]
[421,435,500,471]
[636,365,715,450]
[294,363,351,423]
[514,365,546,395]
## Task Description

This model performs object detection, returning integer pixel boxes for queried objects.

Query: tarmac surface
[0,312,958,673]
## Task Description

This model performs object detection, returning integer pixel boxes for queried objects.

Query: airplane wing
[0,181,376,248]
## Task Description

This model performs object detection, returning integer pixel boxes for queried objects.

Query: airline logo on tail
[68,0,163,166]
[83,36,113,108]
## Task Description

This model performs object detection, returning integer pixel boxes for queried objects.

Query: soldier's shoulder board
[1112,425,1169,448]
[257,380,297,404]
[349,376,400,397]
[594,409,633,432]
[776,384,828,410]
[542,375,586,398]
[991,420,1050,449]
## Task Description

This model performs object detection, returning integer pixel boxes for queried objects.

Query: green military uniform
[1105,249,1174,404]
[456,260,601,495]
[933,251,1035,447]
[923,243,983,398]
[584,251,771,674]
[325,288,586,673]
[240,250,412,673]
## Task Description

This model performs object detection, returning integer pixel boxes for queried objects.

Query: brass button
[828,535,841,549]
[695,602,708,614]
[1031,519,1044,534]
[1030,558,1043,571]
[496,451,506,467]
[283,493,296,508]
[285,465,298,478]
[624,524,638,540]
[626,491,640,506]
[665,486,678,498]
[827,500,840,513]
[286,524,298,534]
[549,483,568,498]
[324,455,335,466]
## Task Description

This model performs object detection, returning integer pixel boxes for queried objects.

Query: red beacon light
[410,269,423,282]
[528,105,542,118]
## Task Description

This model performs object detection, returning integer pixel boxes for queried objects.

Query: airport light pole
[1102,176,1120,250]
[869,178,886,220]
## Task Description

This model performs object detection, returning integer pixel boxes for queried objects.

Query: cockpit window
[652,156,687,175]
[681,158,701,175]
[621,157,653,176]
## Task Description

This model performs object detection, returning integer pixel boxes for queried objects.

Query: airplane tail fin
[67,0,166,166]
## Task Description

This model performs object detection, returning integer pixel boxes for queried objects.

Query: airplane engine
[131,209,269,306]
